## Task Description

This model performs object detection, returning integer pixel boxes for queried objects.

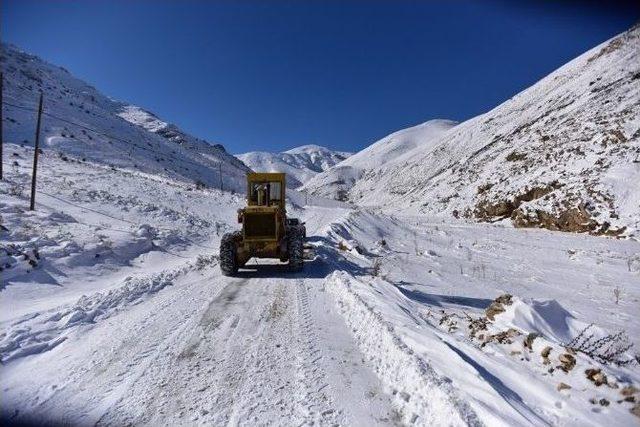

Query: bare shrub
[195,254,218,270]
[371,258,382,277]
[8,162,26,197]
[8,181,25,197]
[566,324,637,366]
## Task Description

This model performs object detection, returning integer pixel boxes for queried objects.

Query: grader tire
[220,231,241,276]
[288,228,304,272]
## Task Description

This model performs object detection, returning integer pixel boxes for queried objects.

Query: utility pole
[30,92,43,211]
[1,72,4,180]
[219,162,223,191]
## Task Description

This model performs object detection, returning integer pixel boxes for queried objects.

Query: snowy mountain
[305,25,640,236]
[0,43,251,192]
[236,144,352,188]
[301,120,457,200]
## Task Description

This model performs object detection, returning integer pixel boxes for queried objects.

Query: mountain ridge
[1,43,251,192]
[236,145,352,188]
[304,25,640,236]
[301,119,458,200]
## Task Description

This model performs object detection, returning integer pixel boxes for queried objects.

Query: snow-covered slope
[236,144,352,188]
[0,43,251,192]
[301,120,457,200]
[306,25,640,236]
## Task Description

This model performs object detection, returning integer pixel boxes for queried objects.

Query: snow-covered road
[98,265,395,426]
[1,200,396,426]
[4,263,395,426]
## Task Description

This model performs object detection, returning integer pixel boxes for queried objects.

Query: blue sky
[2,1,638,154]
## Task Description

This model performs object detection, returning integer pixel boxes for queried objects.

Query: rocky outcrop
[473,180,628,235]
[511,204,596,233]
[511,204,627,236]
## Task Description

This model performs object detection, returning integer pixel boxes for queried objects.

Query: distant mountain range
[236,145,352,188]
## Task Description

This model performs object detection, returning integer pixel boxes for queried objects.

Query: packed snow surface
[237,144,352,188]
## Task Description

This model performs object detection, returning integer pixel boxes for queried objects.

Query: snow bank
[319,208,640,424]
[492,297,586,344]
[326,271,481,426]
[0,256,217,363]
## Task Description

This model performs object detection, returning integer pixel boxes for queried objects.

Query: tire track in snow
[294,278,340,424]
[101,278,261,425]
[101,274,342,425]
[100,267,392,426]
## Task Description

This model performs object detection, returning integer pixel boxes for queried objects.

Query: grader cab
[219,173,306,276]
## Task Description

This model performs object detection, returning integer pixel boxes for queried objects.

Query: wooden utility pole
[219,162,223,191]
[0,72,4,180]
[29,92,43,211]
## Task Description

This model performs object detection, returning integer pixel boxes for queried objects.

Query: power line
[2,97,229,250]
[39,190,137,225]
[2,100,226,176]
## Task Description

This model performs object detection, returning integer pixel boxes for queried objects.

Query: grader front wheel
[220,231,241,276]
[288,229,304,272]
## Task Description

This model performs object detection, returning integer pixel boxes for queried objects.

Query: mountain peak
[236,145,352,189]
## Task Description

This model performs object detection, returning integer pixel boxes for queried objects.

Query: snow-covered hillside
[237,144,351,188]
[305,26,640,237]
[0,43,251,192]
[302,120,457,200]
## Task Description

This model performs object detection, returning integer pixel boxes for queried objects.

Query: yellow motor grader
[219,172,306,275]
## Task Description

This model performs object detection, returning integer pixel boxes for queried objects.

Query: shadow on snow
[392,284,493,310]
